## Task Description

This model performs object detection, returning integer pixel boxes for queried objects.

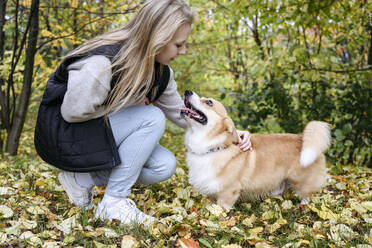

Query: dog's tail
[300,121,331,167]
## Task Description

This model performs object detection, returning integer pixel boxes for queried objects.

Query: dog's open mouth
[178,98,207,125]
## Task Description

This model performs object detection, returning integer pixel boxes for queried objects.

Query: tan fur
[184,94,330,209]
[212,134,328,208]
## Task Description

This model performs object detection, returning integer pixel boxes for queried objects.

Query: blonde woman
[34,0,251,225]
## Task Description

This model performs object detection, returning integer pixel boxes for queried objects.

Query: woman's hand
[236,130,252,151]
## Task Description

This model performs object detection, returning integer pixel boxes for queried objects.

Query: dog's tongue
[177,107,198,115]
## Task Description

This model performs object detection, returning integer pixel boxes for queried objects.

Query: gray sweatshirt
[60,55,187,128]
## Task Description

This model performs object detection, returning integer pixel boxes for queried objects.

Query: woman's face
[155,23,192,65]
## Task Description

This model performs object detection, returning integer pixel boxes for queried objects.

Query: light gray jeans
[89,105,176,198]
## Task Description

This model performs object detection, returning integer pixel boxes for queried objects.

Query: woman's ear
[223,117,239,144]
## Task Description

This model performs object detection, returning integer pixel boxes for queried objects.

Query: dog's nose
[184,90,193,97]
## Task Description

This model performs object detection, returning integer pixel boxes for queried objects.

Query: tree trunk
[0,0,7,152]
[98,0,105,34]
[0,0,5,59]
[368,24,372,65]
[6,0,39,155]
[73,3,78,48]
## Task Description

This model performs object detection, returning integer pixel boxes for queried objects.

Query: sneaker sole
[94,205,155,226]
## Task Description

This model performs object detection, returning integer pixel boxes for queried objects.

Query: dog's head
[179,90,239,145]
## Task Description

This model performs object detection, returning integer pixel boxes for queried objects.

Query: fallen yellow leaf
[249,226,264,235]
[35,180,45,186]
[121,235,140,248]
[308,204,339,220]
[261,210,278,220]
[242,214,256,227]
[269,218,287,233]
[0,205,13,218]
[221,245,242,248]
[206,204,227,217]
[84,230,104,238]
[361,201,372,211]
[297,240,310,245]
[219,217,237,227]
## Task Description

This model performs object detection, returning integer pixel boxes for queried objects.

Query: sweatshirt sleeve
[154,67,187,129]
[61,55,112,123]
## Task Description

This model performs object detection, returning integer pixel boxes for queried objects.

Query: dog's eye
[205,100,213,107]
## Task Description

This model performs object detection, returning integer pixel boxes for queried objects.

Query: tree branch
[38,5,138,16]
[368,22,372,65]
[317,32,322,54]
[209,0,228,10]
[8,0,32,119]
[37,17,104,50]
[302,66,372,73]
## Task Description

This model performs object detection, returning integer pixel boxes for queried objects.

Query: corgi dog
[179,90,330,209]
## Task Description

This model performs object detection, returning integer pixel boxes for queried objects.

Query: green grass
[0,122,371,248]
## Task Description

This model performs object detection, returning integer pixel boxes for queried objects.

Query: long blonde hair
[67,0,195,116]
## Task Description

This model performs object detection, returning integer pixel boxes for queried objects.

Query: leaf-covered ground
[0,123,371,248]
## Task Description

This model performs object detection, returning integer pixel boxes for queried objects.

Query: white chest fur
[186,152,222,196]
[185,127,227,196]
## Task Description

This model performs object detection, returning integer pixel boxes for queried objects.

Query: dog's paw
[300,198,309,205]
[216,201,233,211]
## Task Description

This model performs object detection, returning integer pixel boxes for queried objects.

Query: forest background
[0,0,371,247]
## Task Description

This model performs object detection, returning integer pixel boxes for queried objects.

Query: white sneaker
[58,171,94,209]
[95,198,156,226]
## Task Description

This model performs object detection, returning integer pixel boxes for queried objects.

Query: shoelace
[126,199,137,207]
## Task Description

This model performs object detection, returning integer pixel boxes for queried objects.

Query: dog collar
[188,145,227,155]
[207,146,227,153]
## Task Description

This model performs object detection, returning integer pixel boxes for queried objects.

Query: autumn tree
[0,0,139,155]
[0,0,40,154]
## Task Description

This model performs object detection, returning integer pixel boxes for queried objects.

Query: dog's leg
[216,186,241,210]
[300,198,309,205]
[289,157,327,206]
[268,181,287,196]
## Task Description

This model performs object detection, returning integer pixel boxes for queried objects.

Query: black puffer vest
[34,44,170,172]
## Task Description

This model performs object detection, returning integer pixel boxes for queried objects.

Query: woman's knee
[151,153,177,181]
[142,106,166,132]
[136,147,177,185]
[161,155,177,180]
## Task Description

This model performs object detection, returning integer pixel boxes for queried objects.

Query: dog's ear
[223,117,239,144]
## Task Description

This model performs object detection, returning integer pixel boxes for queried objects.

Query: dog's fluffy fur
[180,90,330,209]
